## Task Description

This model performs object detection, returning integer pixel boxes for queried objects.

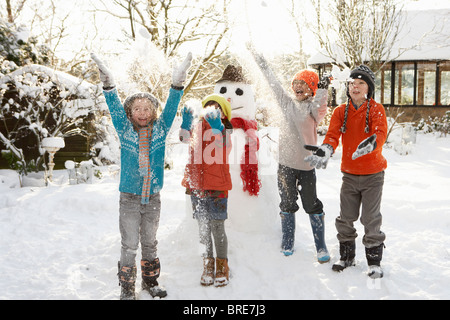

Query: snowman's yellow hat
[201,94,232,120]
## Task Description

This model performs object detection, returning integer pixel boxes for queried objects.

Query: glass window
[317,60,450,107]
[395,63,415,105]
[417,62,436,105]
[439,61,450,106]
[375,64,392,105]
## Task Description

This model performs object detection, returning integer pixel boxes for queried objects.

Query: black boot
[118,262,137,300]
[366,243,384,279]
[332,241,356,272]
[141,258,167,298]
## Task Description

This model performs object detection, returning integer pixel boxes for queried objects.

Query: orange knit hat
[291,70,319,96]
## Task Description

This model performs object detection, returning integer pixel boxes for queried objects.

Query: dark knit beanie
[348,64,375,99]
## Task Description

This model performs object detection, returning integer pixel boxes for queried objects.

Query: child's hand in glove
[318,74,332,89]
[352,134,377,160]
[204,108,224,134]
[90,53,115,89]
[179,105,194,142]
[172,52,192,88]
[304,144,333,169]
[180,105,194,131]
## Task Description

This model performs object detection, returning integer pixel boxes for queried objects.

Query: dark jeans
[278,164,324,215]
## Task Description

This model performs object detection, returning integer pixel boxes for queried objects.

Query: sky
[9,0,450,62]
[226,0,450,58]
[226,0,312,57]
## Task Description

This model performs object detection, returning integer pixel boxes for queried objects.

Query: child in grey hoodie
[249,46,330,262]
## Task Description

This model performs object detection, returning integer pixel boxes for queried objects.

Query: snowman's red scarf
[230,117,261,196]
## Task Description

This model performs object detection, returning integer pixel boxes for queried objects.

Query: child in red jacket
[180,94,233,287]
[305,65,387,279]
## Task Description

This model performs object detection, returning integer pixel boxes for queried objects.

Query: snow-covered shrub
[417,111,450,136]
[430,111,450,136]
[0,19,50,75]
[0,64,108,174]
[416,117,434,134]
[90,115,120,165]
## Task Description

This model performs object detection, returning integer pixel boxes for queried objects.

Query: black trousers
[277,164,324,215]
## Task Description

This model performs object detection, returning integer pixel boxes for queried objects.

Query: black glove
[352,134,377,160]
[304,144,333,169]
[318,74,332,89]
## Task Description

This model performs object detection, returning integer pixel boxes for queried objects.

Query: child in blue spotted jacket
[91,52,192,300]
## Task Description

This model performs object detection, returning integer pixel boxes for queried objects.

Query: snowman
[214,65,278,233]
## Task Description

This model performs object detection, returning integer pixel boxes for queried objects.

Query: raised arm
[91,53,127,132]
[247,43,292,110]
[160,52,193,130]
[179,105,194,143]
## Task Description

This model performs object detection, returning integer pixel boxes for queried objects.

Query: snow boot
[309,213,330,263]
[118,262,137,300]
[332,240,356,272]
[281,212,295,256]
[366,243,384,279]
[200,257,215,286]
[141,258,167,298]
[214,258,229,287]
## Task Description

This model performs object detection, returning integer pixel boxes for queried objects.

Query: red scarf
[230,117,261,196]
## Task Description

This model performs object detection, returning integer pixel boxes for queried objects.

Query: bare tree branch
[94,0,232,98]
[309,0,405,73]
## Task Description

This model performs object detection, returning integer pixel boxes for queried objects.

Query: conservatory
[307,9,450,121]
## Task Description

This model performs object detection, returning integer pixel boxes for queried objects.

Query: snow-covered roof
[308,9,450,66]
[0,64,107,117]
[0,64,98,99]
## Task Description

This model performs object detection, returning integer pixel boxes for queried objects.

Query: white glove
[352,134,377,160]
[172,52,192,88]
[304,144,333,169]
[90,53,115,89]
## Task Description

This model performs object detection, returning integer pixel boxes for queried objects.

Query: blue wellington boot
[281,212,296,256]
[309,213,330,263]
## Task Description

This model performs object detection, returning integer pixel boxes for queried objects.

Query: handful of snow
[330,65,351,90]
[201,106,220,119]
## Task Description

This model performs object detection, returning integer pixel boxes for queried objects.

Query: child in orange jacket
[179,94,233,287]
[305,65,387,279]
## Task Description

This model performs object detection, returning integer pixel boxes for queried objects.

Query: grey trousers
[336,171,386,248]
[197,218,228,259]
[119,192,161,267]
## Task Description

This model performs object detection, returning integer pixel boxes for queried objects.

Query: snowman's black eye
[220,87,227,94]
[235,88,244,96]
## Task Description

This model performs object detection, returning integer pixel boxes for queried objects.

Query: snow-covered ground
[0,130,449,300]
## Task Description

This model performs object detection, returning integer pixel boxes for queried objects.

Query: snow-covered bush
[90,115,120,165]
[0,19,50,75]
[417,111,450,136]
[429,111,450,136]
[0,64,110,174]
